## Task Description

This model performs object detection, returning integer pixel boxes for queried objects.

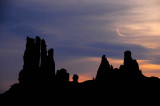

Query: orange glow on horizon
[70,73,95,83]
[74,57,160,82]
[140,64,160,70]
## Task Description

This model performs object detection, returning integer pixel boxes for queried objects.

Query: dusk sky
[1,0,160,93]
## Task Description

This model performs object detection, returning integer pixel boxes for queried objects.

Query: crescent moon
[117,28,125,37]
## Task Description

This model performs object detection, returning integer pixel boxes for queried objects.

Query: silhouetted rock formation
[95,53,144,86]
[96,55,112,82]
[1,36,160,101]
[55,68,69,87]
[72,74,79,84]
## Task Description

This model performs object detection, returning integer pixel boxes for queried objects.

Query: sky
[1,0,160,93]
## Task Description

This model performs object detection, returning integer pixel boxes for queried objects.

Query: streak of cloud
[1,0,160,93]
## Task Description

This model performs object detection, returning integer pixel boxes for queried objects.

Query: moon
[116,28,125,37]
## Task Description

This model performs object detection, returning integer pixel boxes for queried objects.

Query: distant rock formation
[1,36,160,101]
[96,51,144,84]
[18,36,55,87]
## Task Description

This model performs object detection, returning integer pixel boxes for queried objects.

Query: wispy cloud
[1,0,160,93]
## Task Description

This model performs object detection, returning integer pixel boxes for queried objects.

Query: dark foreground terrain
[1,36,160,103]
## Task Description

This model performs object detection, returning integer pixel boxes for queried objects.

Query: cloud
[1,0,160,93]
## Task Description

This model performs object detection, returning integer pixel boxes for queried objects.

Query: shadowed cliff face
[1,36,160,101]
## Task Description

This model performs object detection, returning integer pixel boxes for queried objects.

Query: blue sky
[1,0,160,93]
